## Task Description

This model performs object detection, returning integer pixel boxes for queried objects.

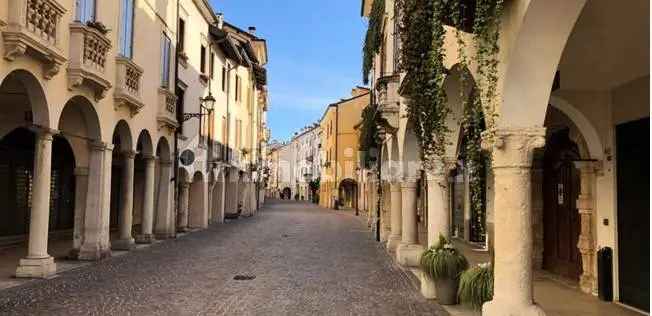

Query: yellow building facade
[319,88,370,209]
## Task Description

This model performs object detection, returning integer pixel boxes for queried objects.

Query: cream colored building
[318,88,370,209]
[361,0,649,315]
[0,0,268,279]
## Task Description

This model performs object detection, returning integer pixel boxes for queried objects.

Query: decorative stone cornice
[482,127,546,169]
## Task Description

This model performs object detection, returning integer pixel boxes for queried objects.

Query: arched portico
[485,1,650,314]
[154,137,174,238]
[0,70,59,278]
[134,130,156,244]
[188,171,207,228]
[110,120,136,250]
[338,178,358,210]
[210,168,226,224]
[57,96,108,262]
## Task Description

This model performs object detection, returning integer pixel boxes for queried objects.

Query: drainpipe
[334,104,339,210]
[173,0,180,234]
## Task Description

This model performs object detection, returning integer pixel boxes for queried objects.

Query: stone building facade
[318,87,370,210]
[0,0,268,279]
[360,0,649,314]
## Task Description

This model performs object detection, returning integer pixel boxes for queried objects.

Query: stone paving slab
[0,200,446,315]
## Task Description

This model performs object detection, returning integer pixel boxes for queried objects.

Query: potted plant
[420,235,469,305]
[458,262,493,310]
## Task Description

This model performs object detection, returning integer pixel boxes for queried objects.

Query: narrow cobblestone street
[0,200,444,316]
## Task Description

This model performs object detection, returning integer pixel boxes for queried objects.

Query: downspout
[173,0,180,234]
[334,104,339,210]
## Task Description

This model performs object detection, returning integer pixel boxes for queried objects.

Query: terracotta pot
[435,277,459,305]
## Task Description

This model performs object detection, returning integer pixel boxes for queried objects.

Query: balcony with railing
[209,140,226,163]
[114,56,144,116]
[156,87,178,131]
[68,22,111,100]
[3,0,67,79]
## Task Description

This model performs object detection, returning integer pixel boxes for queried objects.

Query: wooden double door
[543,129,581,281]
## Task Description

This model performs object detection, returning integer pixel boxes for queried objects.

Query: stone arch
[399,120,421,180]
[499,0,588,127]
[188,171,207,228]
[0,69,50,136]
[112,120,133,153]
[338,178,358,209]
[136,129,154,156]
[548,96,603,160]
[57,96,103,168]
[442,64,478,158]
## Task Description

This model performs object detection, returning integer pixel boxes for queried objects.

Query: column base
[177,227,189,233]
[155,232,175,240]
[416,269,437,299]
[15,256,56,279]
[78,244,112,261]
[396,242,424,267]
[483,300,546,316]
[386,234,401,254]
[135,234,156,244]
[111,238,136,250]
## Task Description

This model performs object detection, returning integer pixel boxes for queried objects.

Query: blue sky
[210,0,368,142]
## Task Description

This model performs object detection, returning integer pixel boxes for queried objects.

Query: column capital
[88,140,106,151]
[482,127,546,169]
[30,126,59,141]
[141,154,156,161]
[424,156,456,181]
[74,167,89,176]
[122,150,137,159]
[573,160,601,174]
[401,177,418,190]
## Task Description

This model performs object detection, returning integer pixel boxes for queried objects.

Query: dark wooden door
[543,129,581,281]
[616,118,649,312]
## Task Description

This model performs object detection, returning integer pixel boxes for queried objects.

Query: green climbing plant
[392,0,503,241]
[358,104,380,169]
[362,0,386,84]
[395,0,450,169]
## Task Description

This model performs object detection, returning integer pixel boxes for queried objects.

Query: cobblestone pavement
[0,200,445,316]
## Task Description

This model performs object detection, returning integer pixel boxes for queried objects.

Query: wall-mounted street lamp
[182,93,216,122]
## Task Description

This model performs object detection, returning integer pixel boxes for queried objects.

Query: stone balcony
[114,56,144,116]
[376,74,401,131]
[2,0,67,79]
[67,22,111,100]
[156,87,178,132]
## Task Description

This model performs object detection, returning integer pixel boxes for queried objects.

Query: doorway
[543,129,581,281]
[616,117,649,312]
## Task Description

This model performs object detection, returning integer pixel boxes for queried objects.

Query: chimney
[248,26,257,35]
[216,13,224,29]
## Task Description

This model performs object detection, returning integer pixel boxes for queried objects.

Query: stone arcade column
[418,158,456,299]
[16,128,57,278]
[79,141,111,261]
[136,155,156,243]
[425,157,456,245]
[386,181,402,253]
[113,150,136,250]
[155,158,174,238]
[573,160,597,295]
[482,127,546,316]
[71,167,89,256]
[396,177,423,267]
[177,181,190,232]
